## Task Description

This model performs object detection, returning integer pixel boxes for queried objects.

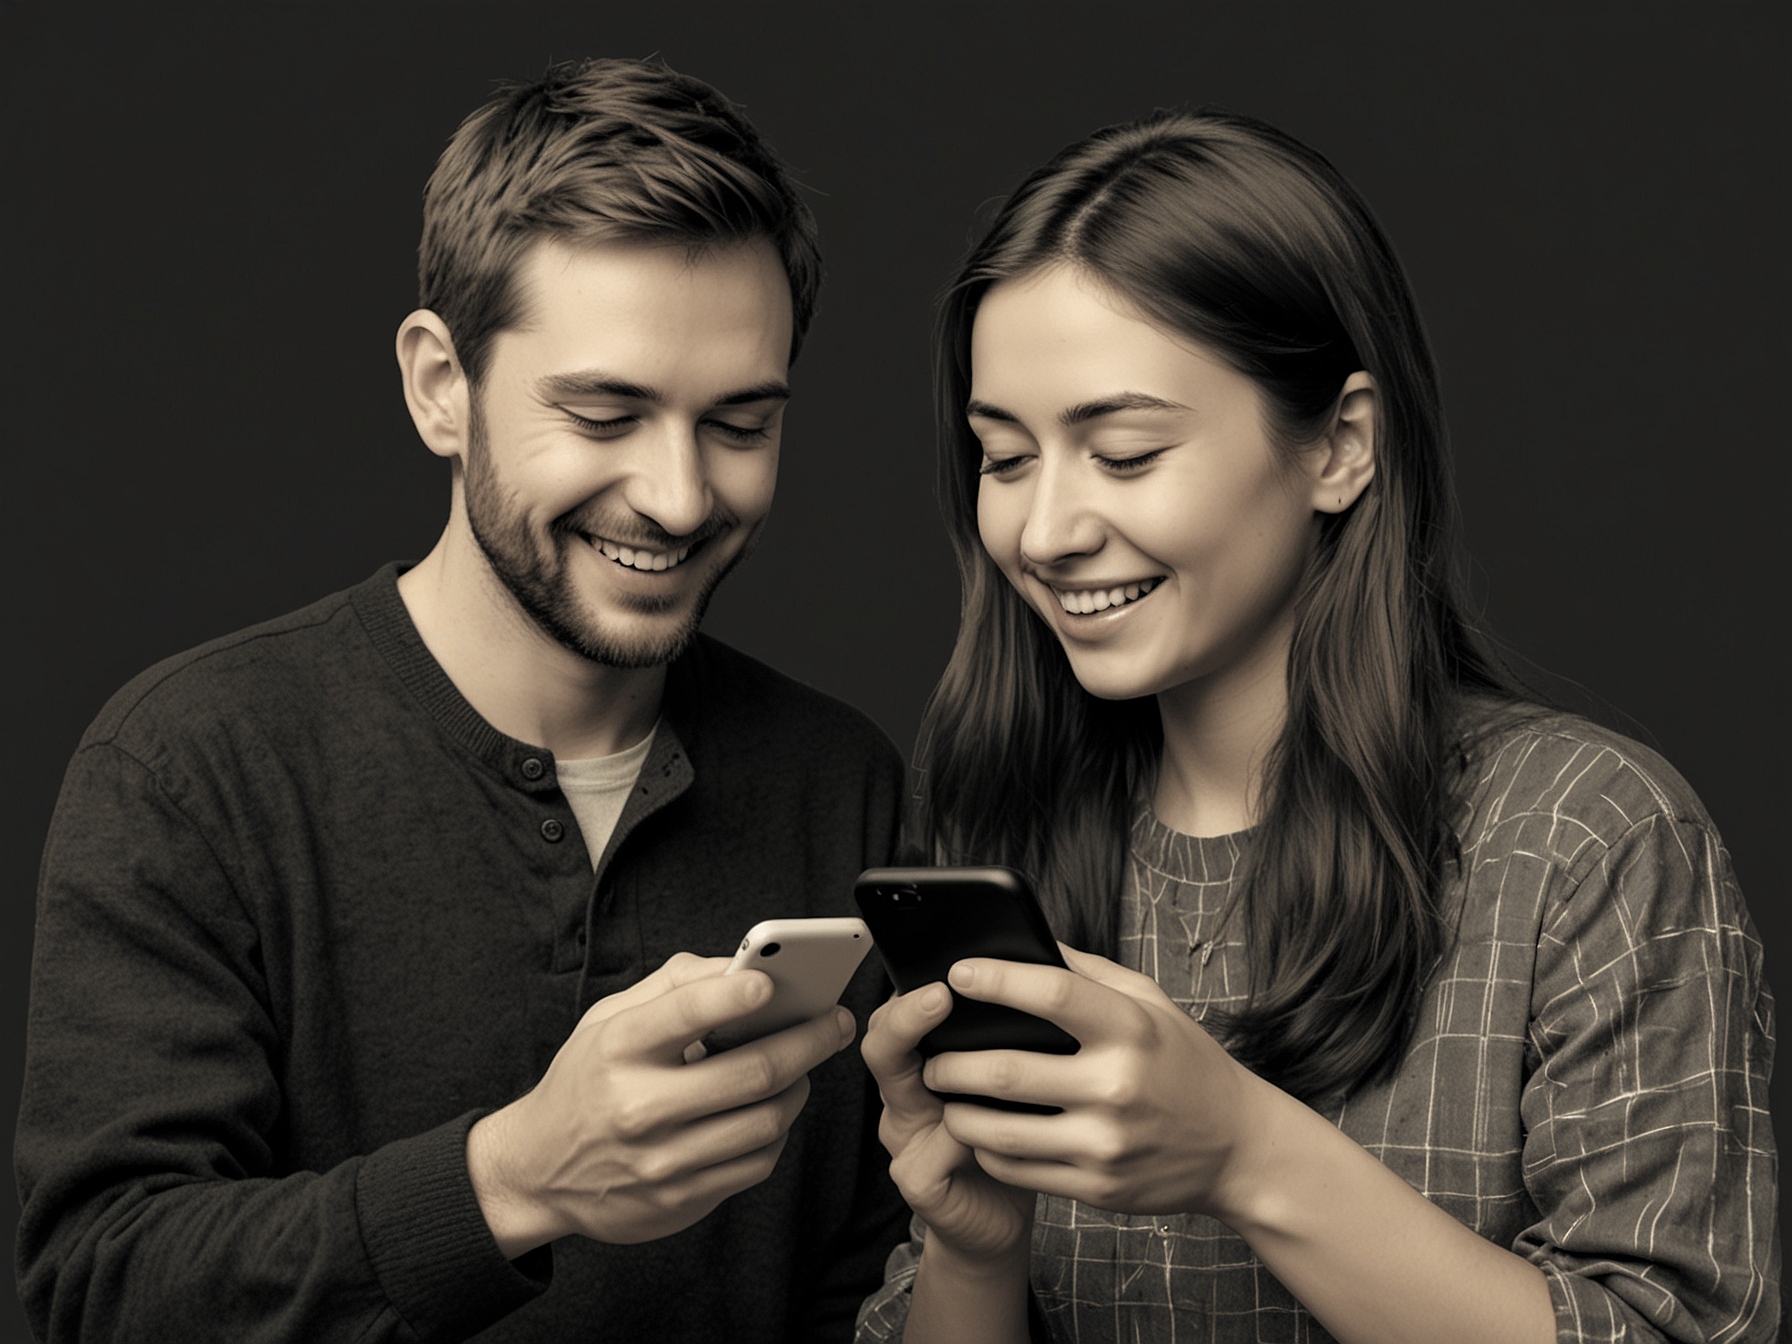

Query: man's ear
[1309,370,1377,514]
[396,310,471,463]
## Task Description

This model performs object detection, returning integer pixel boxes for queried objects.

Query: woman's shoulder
[1449,697,1721,873]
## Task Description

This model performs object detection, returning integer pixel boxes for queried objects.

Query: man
[17,58,908,1342]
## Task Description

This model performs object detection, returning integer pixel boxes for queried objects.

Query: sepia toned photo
[6,4,1785,1340]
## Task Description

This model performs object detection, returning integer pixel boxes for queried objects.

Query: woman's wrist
[908,1226,1034,1344]
[1200,1060,1319,1238]
[1189,1066,1558,1344]
[922,1208,1035,1284]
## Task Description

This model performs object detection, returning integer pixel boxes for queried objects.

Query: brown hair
[418,56,822,387]
[920,109,1526,1102]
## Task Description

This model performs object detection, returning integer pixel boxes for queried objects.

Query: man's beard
[462,401,744,668]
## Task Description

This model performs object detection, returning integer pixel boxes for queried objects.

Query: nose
[1017,455,1104,568]
[624,424,714,540]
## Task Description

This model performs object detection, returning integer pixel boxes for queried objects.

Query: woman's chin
[1060,650,1173,703]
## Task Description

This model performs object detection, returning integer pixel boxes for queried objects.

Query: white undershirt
[554,725,658,869]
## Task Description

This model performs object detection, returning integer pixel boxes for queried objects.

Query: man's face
[462,237,792,667]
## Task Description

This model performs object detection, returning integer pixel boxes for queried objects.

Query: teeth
[597,538,693,572]
[1055,576,1160,615]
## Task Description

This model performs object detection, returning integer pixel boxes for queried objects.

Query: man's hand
[466,952,857,1257]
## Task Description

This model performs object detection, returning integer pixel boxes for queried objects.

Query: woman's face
[969,265,1360,706]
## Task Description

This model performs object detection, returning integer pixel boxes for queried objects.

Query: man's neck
[397,528,665,761]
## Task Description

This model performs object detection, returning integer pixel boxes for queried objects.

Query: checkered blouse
[855,712,1779,1342]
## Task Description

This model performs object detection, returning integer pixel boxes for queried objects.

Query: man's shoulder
[81,571,388,757]
[670,635,903,772]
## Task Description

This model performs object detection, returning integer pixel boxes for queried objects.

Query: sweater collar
[350,562,701,797]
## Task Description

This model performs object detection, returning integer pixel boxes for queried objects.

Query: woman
[855,110,1776,1343]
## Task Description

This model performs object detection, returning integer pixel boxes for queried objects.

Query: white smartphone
[704,916,874,1052]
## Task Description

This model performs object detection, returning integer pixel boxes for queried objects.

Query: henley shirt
[19,564,910,1344]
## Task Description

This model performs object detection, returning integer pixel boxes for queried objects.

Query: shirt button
[540,818,565,842]
[521,757,545,780]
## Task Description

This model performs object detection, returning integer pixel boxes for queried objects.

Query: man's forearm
[19,1116,540,1344]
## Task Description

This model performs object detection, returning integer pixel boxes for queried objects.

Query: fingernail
[923,983,949,1012]
[947,962,974,989]
[835,1006,856,1042]
[742,972,772,1004]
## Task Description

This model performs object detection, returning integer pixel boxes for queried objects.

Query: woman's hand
[860,984,1037,1263]
[923,944,1274,1221]
[889,948,1554,1344]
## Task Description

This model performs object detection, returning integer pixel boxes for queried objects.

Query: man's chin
[547,604,705,668]
[522,578,717,668]
[482,530,741,669]
[576,544,750,666]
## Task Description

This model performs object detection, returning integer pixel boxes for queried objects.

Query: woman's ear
[1309,370,1377,514]
[396,310,471,463]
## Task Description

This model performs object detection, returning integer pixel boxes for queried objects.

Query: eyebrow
[964,391,1189,426]
[536,371,792,406]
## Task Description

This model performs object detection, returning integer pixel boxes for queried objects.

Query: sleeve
[1518,811,1780,1343]
[15,741,548,1344]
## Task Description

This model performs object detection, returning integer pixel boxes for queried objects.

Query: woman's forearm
[1216,1074,1556,1344]
[902,1238,1032,1344]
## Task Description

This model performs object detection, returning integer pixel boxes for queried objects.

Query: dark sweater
[17,565,910,1343]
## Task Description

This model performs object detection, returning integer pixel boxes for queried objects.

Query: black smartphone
[854,865,1079,1059]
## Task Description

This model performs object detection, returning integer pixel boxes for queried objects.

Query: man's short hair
[419,56,822,387]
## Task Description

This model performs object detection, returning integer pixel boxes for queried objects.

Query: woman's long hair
[918,109,1525,1103]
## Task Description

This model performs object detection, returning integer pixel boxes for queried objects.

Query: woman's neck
[1151,614,1294,838]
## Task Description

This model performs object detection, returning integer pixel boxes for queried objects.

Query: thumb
[577,951,733,1031]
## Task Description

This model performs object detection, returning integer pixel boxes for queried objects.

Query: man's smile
[589,535,701,573]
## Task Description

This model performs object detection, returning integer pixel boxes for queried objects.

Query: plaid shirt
[857,713,1779,1342]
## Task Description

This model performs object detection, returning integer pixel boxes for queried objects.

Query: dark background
[5,1,1786,1336]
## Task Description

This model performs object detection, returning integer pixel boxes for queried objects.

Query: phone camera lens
[760,942,782,957]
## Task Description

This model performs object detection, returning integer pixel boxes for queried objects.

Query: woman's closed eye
[1095,448,1165,474]
[979,453,1033,476]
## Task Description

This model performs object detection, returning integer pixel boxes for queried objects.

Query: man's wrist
[466,1101,561,1259]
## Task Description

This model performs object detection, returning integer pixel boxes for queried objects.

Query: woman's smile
[1040,574,1165,618]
